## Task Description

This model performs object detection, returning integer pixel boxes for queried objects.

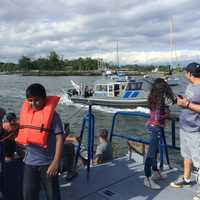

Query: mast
[116,40,119,68]
[170,17,178,68]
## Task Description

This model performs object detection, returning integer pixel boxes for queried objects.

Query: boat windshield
[96,84,108,91]
[126,82,143,91]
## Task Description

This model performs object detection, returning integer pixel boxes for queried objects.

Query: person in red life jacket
[0,107,6,199]
[15,83,64,200]
[2,112,19,161]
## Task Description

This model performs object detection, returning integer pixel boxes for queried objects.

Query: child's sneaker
[170,177,192,188]
[196,169,200,185]
[193,192,200,200]
[144,177,161,189]
[151,170,167,180]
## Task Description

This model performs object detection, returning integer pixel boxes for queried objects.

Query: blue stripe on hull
[123,91,139,98]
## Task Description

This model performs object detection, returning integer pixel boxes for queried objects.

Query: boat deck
[59,156,197,200]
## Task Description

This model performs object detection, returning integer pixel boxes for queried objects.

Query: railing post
[74,103,95,180]
[109,113,117,143]
[87,104,92,178]
[171,119,176,148]
[74,117,86,168]
[90,114,95,160]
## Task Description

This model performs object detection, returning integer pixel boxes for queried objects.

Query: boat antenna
[116,40,120,68]
[170,17,178,69]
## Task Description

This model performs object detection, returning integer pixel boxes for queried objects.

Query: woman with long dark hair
[144,78,175,189]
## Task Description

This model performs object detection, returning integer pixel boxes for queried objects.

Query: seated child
[93,129,113,164]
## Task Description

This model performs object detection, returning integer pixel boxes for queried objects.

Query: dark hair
[6,112,16,122]
[148,78,175,110]
[26,83,46,99]
[98,128,108,139]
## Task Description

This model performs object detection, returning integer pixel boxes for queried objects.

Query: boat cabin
[94,80,143,98]
[94,82,126,97]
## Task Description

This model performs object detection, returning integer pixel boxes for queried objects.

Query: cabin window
[109,85,113,92]
[96,85,107,91]
[114,84,120,96]
[136,82,143,89]
[122,85,126,90]
[126,82,143,90]
[102,85,107,91]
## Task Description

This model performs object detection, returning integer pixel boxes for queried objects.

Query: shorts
[180,129,200,168]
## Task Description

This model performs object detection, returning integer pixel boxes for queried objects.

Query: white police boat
[69,78,149,108]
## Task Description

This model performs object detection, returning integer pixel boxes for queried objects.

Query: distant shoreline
[0,70,102,76]
[0,70,181,76]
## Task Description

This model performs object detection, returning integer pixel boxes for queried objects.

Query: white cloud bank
[0,0,200,65]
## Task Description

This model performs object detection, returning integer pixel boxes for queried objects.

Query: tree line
[0,51,183,73]
[0,51,101,72]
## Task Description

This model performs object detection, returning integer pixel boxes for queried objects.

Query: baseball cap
[184,62,200,75]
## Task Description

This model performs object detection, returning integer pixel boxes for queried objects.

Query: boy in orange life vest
[16,83,64,200]
[3,112,19,161]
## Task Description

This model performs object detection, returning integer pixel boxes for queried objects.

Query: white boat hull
[71,96,148,108]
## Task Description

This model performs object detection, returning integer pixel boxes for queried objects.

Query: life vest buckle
[40,124,44,132]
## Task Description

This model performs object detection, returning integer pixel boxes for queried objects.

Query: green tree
[34,58,50,70]
[3,63,18,71]
[48,51,62,70]
[18,56,32,71]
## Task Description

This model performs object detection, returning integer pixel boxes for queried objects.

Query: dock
[1,108,193,200]
[59,156,197,200]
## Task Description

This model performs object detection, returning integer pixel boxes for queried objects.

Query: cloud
[0,0,200,64]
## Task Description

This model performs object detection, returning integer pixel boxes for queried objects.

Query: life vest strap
[20,124,50,133]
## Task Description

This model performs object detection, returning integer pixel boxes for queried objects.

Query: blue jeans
[144,125,162,177]
[23,164,60,200]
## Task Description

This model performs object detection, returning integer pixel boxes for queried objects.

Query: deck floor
[59,156,198,200]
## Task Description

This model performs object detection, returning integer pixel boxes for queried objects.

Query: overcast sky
[0,0,200,65]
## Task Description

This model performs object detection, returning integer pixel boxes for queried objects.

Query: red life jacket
[15,96,60,148]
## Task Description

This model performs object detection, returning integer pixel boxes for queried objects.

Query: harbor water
[0,74,188,167]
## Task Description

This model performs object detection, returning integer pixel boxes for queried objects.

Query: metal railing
[109,111,180,169]
[75,107,180,176]
[75,105,95,179]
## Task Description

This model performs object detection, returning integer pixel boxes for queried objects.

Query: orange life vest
[15,96,60,148]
